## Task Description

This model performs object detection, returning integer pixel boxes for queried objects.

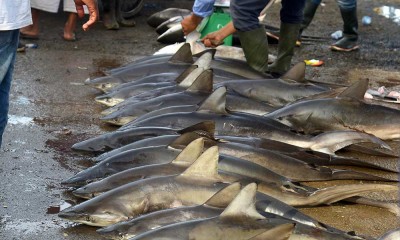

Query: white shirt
[0,0,32,30]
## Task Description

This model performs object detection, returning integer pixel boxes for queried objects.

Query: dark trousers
[231,0,306,32]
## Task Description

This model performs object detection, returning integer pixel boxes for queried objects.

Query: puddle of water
[3,219,68,234]
[374,6,400,25]
[13,96,31,105]
[8,115,34,125]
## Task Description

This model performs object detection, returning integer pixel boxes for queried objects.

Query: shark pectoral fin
[197,87,228,115]
[304,184,398,206]
[344,196,400,217]
[185,69,213,93]
[179,146,220,180]
[136,195,151,215]
[280,62,306,83]
[310,130,392,155]
[177,120,216,137]
[168,42,194,64]
[337,78,369,100]
[204,182,242,208]
[248,223,295,240]
[170,138,204,165]
[220,183,266,221]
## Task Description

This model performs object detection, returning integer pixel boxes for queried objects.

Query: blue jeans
[231,0,306,32]
[311,0,356,10]
[0,29,19,148]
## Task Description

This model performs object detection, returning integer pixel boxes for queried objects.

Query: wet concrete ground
[0,0,399,239]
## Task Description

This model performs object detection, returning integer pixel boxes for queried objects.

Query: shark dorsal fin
[220,183,266,221]
[178,67,205,88]
[177,121,216,136]
[197,87,228,114]
[337,78,369,100]
[204,182,241,208]
[185,69,213,93]
[175,65,198,84]
[192,51,213,69]
[179,146,220,179]
[281,62,306,82]
[168,43,194,64]
[171,138,204,166]
[169,132,205,148]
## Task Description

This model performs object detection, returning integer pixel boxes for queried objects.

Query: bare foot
[63,13,77,41]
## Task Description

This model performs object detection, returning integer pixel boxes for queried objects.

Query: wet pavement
[0,0,399,239]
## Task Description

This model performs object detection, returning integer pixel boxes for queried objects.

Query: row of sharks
[57,40,400,239]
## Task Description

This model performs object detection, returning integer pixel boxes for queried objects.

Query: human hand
[74,0,98,31]
[201,31,225,48]
[181,14,203,35]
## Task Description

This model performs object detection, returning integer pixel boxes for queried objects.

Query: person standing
[269,0,359,51]
[0,0,32,148]
[181,0,306,77]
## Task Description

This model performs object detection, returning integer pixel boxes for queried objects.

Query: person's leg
[64,13,77,41]
[267,0,319,43]
[0,30,19,148]
[20,8,40,38]
[268,0,305,77]
[299,0,321,36]
[331,0,358,51]
[230,0,271,73]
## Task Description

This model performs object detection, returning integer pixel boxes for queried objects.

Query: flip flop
[20,32,39,40]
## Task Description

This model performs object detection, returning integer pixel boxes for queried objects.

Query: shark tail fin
[220,183,266,221]
[171,138,204,166]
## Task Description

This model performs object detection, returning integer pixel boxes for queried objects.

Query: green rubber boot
[237,26,269,73]
[267,0,319,45]
[268,22,301,77]
[331,7,359,52]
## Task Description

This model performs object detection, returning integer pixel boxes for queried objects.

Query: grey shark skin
[155,16,183,35]
[97,67,214,107]
[216,62,330,107]
[71,127,179,152]
[147,8,191,28]
[130,183,362,240]
[266,79,400,140]
[62,146,182,186]
[101,91,211,126]
[119,184,296,240]
[58,147,231,227]
[98,190,358,240]
[95,82,174,106]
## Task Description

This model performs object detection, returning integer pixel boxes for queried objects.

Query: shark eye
[85,216,91,221]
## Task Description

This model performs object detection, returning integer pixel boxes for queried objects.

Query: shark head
[95,95,124,107]
[58,204,129,227]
